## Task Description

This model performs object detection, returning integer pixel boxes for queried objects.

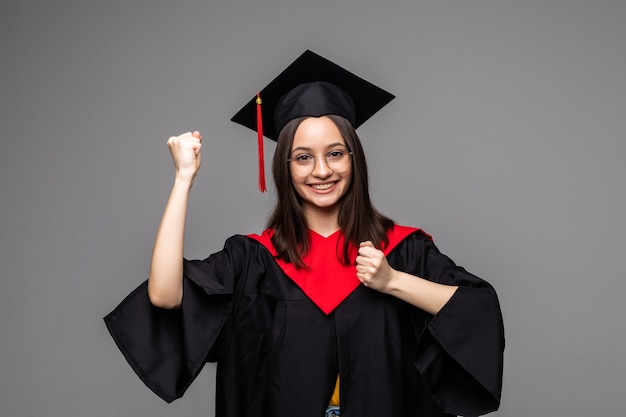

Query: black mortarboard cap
[232,50,395,141]
[230,49,395,191]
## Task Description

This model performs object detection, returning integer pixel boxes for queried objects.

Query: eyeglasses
[287,147,352,173]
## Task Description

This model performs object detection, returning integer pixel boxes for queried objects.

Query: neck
[304,205,340,237]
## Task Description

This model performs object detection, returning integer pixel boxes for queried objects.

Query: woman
[105,50,504,417]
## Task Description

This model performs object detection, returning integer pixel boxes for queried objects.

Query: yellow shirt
[329,375,340,406]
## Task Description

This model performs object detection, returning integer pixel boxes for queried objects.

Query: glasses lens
[289,147,351,172]
[326,150,347,163]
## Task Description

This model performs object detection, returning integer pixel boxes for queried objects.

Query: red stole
[247,225,428,314]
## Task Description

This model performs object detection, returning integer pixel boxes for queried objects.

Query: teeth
[311,182,336,190]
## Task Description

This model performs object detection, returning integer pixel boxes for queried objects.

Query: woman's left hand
[356,241,459,314]
[355,241,396,293]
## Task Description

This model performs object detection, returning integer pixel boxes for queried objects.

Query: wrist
[174,171,196,186]
[384,268,402,294]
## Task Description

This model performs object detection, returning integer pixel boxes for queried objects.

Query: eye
[326,149,345,161]
[294,153,314,163]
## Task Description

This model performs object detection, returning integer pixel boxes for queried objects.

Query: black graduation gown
[104,228,504,417]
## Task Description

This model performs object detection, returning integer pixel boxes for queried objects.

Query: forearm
[385,270,458,315]
[147,176,194,309]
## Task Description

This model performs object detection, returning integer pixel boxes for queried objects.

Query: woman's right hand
[166,131,202,181]
[149,130,203,309]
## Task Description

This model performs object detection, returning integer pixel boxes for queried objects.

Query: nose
[311,154,332,178]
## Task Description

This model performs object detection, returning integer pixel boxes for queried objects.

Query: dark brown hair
[266,114,394,268]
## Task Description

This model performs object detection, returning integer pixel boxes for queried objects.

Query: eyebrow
[290,142,348,153]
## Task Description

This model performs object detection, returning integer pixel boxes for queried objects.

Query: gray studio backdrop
[1,1,625,416]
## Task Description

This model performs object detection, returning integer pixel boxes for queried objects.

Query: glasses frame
[287,147,353,173]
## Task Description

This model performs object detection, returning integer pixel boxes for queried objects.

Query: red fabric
[247,225,429,314]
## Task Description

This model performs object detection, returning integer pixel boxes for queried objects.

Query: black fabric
[104,231,504,417]
[230,50,395,141]
[275,81,356,135]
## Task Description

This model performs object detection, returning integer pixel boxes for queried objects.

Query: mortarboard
[231,50,395,191]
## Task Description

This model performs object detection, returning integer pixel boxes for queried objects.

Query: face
[289,116,353,216]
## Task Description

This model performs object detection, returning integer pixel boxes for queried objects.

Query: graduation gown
[104,226,504,417]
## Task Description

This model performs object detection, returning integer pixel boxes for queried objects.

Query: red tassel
[256,92,266,192]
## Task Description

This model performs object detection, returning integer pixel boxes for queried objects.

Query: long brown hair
[266,114,394,268]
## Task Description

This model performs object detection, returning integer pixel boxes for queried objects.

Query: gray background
[1,0,625,416]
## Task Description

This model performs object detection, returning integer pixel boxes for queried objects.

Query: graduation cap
[231,50,395,191]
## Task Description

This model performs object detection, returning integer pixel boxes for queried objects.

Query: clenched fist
[166,131,203,181]
[355,241,396,293]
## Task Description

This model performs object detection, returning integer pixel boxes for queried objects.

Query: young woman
[105,51,504,417]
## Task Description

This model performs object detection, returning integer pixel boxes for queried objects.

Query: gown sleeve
[392,233,505,416]
[103,236,249,403]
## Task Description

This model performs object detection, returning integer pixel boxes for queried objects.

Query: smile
[310,182,337,190]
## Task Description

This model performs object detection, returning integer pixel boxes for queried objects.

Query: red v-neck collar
[247,225,428,314]
[309,228,341,239]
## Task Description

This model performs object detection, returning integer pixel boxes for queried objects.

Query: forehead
[291,116,346,150]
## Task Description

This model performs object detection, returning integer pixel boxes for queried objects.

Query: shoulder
[224,232,273,250]
[189,233,277,273]
[383,224,442,271]
[384,224,433,254]
[241,229,278,255]
[196,233,275,262]
[388,224,432,240]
